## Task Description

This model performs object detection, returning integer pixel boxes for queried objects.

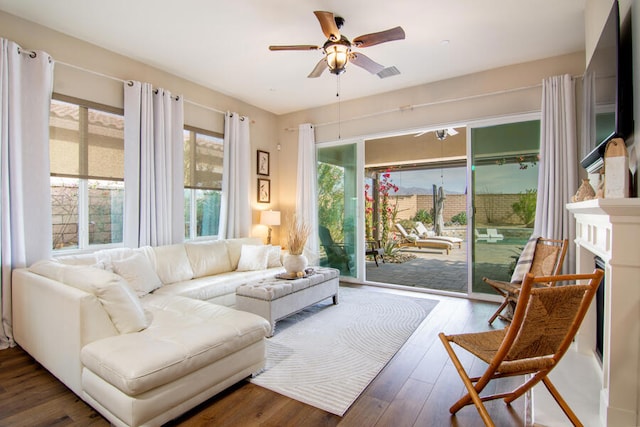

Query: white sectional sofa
[12,237,287,427]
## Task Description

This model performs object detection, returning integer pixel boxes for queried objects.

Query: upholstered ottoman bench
[235,267,340,336]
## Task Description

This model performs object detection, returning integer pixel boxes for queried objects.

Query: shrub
[512,189,537,227]
[451,211,467,225]
[413,209,432,224]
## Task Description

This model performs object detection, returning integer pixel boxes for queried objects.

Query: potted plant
[284,216,311,275]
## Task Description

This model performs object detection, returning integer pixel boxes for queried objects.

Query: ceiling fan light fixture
[324,39,351,75]
[435,129,448,140]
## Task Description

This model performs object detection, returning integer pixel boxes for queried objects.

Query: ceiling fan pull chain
[337,75,341,139]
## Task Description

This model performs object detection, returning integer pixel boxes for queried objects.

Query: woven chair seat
[450,330,556,374]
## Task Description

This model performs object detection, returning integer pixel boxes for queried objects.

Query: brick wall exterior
[392,193,525,225]
[52,185,123,249]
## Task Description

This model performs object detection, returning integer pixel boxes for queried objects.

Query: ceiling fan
[414,128,459,140]
[269,11,405,78]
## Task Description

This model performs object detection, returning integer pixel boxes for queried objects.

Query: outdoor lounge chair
[484,237,568,325]
[439,269,604,427]
[395,223,453,254]
[414,221,463,248]
[475,228,503,243]
[475,229,490,241]
[486,228,504,242]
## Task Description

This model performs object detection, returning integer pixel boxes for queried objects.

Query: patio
[365,240,522,294]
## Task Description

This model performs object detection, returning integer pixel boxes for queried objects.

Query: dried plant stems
[288,217,311,255]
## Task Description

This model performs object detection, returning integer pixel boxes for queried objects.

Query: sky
[387,163,539,195]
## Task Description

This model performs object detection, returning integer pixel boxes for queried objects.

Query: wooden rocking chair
[439,269,604,427]
[484,237,568,325]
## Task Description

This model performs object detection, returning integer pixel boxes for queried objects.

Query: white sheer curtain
[296,124,319,265]
[124,81,184,247]
[218,112,251,239]
[534,74,578,273]
[0,40,54,348]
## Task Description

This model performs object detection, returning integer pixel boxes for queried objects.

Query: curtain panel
[534,74,578,274]
[0,39,54,348]
[124,81,184,247]
[218,112,251,239]
[296,124,319,264]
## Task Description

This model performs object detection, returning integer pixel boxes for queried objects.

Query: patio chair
[414,221,463,248]
[484,237,568,325]
[486,228,504,242]
[439,269,604,427]
[475,229,490,241]
[366,240,384,267]
[318,225,352,273]
[395,223,453,254]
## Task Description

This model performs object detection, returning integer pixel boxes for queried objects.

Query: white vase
[283,254,308,274]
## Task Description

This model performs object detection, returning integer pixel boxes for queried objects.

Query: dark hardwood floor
[0,285,529,427]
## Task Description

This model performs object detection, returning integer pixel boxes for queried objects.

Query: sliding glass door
[317,143,359,278]
[469,118,540,295]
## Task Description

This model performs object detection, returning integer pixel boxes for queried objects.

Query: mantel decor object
[572,179,596,202]
[604,138,629,198]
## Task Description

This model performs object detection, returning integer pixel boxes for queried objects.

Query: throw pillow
[267,245,283,268]
[30,260,150,333]
[111,252,163,297]
[236,244,269,271]
[225,237,263,269]
[510,236,539,284]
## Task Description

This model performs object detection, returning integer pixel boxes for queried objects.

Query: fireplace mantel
[566,198,640,427]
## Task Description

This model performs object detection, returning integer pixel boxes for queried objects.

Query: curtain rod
[55,60,226,115]
[284,73,583,131]
[284,83,543,131]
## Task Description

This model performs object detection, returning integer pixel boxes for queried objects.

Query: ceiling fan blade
[269,45,319,51]
[307,58,328,78]
[447,127,459,136]
[349,52,385,75]
[314,11,340,41]
[353,26,406,48]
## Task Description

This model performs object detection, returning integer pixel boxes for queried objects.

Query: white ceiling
[0,0,586,115]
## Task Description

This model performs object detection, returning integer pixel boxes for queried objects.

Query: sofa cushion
[153,244,194,284]
[185,240,232,278]
[29,260,150,334]
[267,245,282,268]
[236,245,269,272]
[225,237,262,270]
[112,252,163,296]
[80,294,270,396]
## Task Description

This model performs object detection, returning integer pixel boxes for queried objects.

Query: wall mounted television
[581,0,634,172]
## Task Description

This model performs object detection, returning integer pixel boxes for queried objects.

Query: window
[183,126,223,240]
[50,96,124,250]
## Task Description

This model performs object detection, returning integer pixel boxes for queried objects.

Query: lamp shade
[324,39,350,75]
[260,210,280,226]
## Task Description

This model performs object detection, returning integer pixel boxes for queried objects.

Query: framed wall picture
[257,150,270,176]
[258,178,270,203]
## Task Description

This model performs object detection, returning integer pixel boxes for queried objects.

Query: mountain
[394,186,465,196]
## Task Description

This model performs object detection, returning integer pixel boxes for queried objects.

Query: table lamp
[260,210,280,244]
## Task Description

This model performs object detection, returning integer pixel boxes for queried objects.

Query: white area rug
[250,287,438,416]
